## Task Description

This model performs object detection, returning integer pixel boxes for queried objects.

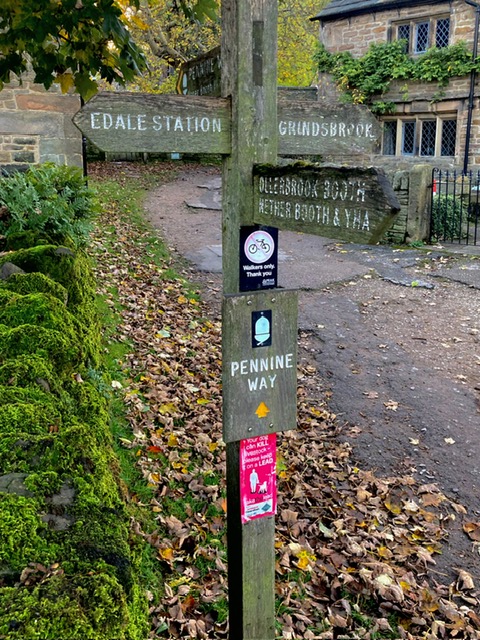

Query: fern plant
[0,163,98,247]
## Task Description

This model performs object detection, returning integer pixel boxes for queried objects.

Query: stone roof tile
[312,0,444,22]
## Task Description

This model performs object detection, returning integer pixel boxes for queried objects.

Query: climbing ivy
[314,39,479,114]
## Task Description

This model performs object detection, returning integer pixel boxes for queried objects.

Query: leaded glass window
[383,121,397,155]
[415,22,430,53]
[420,120,436,156]
[436,18,450,48]
[441,120,457,156]
[398,24,411,51]
[402,121,416,155]
[382,116,457,158]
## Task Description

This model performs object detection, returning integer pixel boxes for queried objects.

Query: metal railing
[430,168,479,245]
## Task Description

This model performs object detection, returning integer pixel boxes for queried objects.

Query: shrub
[431,194,465,241]
[0,163,98,248]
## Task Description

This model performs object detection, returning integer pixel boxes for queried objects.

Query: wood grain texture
[221,2,280,638]
[253,163,400,244]
[73,92,231,154]
[278,102,381,156]
[177,46,221,96]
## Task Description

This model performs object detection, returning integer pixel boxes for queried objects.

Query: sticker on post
[244,230,275,263]
[252,310,272,348]
[240,434,277,524]
[239,225,278,291]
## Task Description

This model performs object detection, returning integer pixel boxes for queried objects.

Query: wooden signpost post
[73,2,400,637]
[220,3,280,635]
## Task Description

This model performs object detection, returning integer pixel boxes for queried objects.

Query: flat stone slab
[185,190,222,210]
[441,264,480,289]
[185,245,223,272]
[198,177,222,190]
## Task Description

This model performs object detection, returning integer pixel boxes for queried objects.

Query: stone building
[312,0,479,170]
[0,75,82,171]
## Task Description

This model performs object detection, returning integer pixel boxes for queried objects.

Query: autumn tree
[126,0,220,93]
[0,0,327,98]
[127,0,327,93]
[277,0,328,86]
[0,0,149,99]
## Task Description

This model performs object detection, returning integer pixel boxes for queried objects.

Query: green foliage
[0,0,147,99]
[431,194,465,241]
[277,0,327,86]
[0,164,98,249]
[370,101,396,115]
[314,40,479,108]
[414,41,475,86]
[177,0,219,23]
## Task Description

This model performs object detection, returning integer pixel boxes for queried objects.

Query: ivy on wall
[314,40,479,114]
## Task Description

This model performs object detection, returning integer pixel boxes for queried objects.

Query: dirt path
[143,163,480,584]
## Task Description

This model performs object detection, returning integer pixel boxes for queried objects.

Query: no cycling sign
[239,225,278,292]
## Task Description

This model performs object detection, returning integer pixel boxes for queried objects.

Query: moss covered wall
[0,243,148,639]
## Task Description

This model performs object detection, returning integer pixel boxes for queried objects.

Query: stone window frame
[391,15,451,54]
[382,115,458,158]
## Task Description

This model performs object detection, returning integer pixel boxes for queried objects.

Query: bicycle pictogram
[244,230,275,264]
[248,237,270,254]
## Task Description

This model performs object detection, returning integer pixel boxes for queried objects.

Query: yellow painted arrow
[255,402,270,419]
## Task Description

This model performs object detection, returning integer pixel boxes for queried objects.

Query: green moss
[4,230,76,251]
[0,245,97,318]
[0,289,18,306]
[0,291,99,367]
[0,291,78,338]
[0,571,147,640]
[0,245,101,366]
[65,507,132,584]
[0,403,61,435]
[0,493,56,572]
[0,355,61,394]
[24,471,63,497]
[0,324,80,371]
[62,379,110,431]
[0,384,56,407]
[0,421,110,476]
[0,231,149,636]
[3,272,68,304]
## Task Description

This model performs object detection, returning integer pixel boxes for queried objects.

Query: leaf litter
[90,163,480,639]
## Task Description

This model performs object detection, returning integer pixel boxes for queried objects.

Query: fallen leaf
[384,400,399,411]
[457,569,475,590]
[463,522,480,541]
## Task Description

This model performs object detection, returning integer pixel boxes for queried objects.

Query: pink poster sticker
[240,434,277,524]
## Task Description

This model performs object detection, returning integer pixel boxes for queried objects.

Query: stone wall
[0,76,82,170]
[317,0,480,170]
[319,0,473,56]
[382,165,432,244]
